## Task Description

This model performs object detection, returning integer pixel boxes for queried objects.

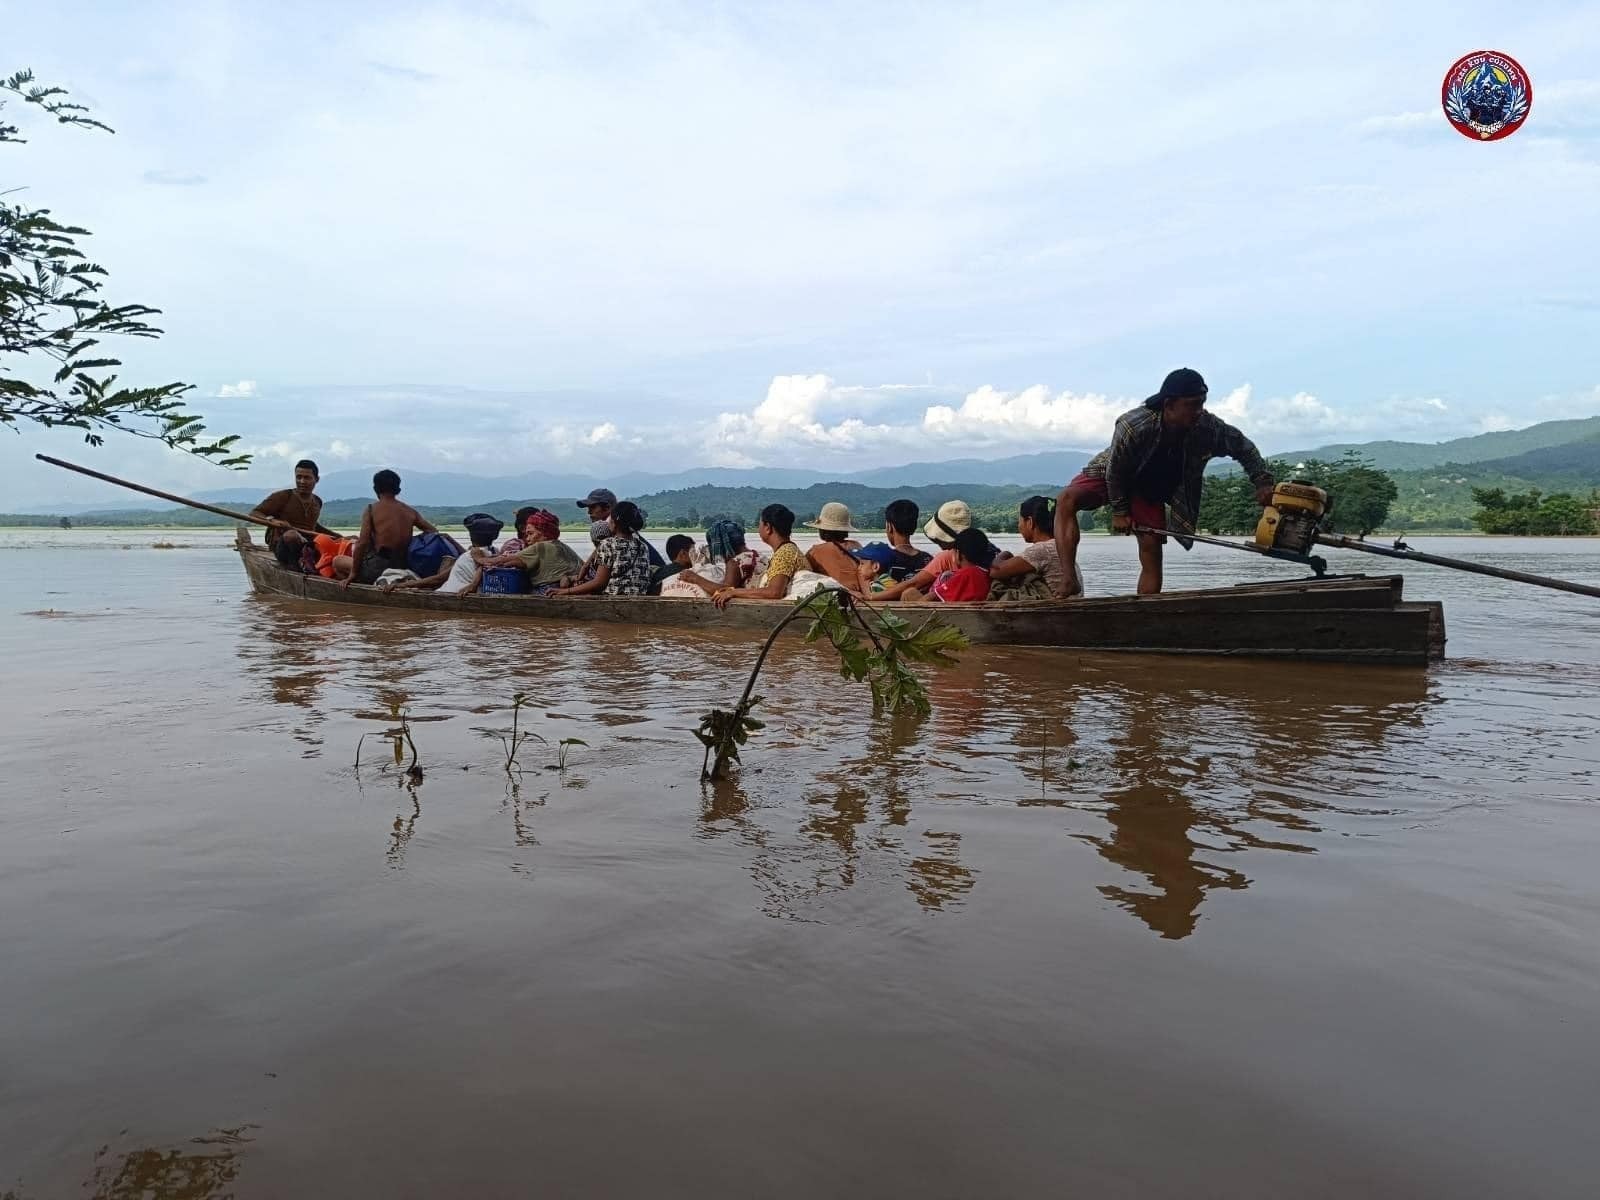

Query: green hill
[1282,416,1600,471]
[1,481,1073,534]
[1383,436,1600,529]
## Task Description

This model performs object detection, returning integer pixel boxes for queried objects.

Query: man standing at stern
[1055,369,1274,597]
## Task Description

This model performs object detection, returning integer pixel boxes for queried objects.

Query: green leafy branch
[697,590,969,780]
[1,68,249,466]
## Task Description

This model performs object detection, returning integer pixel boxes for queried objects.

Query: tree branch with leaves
[1,69,247,466]
[697,590,969,781]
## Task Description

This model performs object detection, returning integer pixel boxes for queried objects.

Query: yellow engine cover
[1254,482,1328,548]
[1270,481,1329,515]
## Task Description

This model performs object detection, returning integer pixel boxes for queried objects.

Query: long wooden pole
[34,453,333,538]
[1316,534,1600,600]
[1133,524,1328,574]
[1151,510,1600,601]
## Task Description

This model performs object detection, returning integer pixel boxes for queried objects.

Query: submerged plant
[355,709,423,784]
[497,691,546,774]
[554,737,588,772]
[697,590,968,781]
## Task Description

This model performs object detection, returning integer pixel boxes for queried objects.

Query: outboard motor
[1254,481,1328,555]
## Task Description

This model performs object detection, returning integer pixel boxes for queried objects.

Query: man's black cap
[1146,367,1208,407]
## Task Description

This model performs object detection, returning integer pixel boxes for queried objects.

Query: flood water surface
[2,531,1599,1197]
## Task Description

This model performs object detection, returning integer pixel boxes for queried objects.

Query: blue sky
[3,0,1598,507]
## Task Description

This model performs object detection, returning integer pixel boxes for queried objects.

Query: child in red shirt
[930,527,996,602]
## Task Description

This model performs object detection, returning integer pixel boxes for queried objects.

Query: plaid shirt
[1083,407,1273,547]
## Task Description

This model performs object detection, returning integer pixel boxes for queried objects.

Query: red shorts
[1065,472,1166,530]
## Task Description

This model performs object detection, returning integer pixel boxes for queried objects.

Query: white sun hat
[805,501,856,532]
[924,499,973,544]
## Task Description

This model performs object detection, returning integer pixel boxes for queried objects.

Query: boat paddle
[1312,532,1600,600]
[1131,523,1328,575]
[34,453,338,540]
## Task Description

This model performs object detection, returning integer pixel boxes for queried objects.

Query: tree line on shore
[1200,453,1599,536]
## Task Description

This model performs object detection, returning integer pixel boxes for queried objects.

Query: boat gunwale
[235,533,1443,664]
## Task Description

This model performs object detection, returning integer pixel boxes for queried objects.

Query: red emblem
[1442,51,1532,141]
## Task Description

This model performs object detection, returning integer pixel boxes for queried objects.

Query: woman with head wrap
[482,509,583,594]
[661,517,762,598]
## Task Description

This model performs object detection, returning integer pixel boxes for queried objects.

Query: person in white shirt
[382,513,501,595]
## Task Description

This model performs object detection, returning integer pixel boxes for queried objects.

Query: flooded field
[3,530,1598,1197]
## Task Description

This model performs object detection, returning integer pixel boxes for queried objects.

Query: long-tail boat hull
[236,532,1446,665]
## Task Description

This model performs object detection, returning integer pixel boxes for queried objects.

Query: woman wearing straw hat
[803,501,866,593]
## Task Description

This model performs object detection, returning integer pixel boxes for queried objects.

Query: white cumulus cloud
[709,374,897,452]
[921,385,1124,445]
[215,380,258,399]
[1210,384,1343,434]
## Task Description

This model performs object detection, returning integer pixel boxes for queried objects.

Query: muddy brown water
[2,531,1598,1198]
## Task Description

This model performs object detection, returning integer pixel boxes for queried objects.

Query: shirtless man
[338,469,437,588]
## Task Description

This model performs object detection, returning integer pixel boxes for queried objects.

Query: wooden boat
[235,529,1446,664]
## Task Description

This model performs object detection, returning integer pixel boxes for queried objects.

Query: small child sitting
[928,527,996,602]
[650,534,696,594]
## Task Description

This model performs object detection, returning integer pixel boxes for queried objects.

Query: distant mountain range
[181,450,1098,507]
[10,417,1600,529]
[1277,415,1600,472]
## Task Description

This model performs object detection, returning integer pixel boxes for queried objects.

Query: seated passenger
[649,534,695,594]
[383,512,502,594]
[986,495,1062,599]
[852,498,932,590]
[312,533,358,581]
[554,502,653,596]
[338,470,438,588]
[483,509,582,594]
[874,499,973,601]
[579,487,665,569]
[250,459,336,571]
[925,528,996,603]
[804,502,866,594]
[713,504,803,608]
[665,518,762,598]
[496,506,539,558]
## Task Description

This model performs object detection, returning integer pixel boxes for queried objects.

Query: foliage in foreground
[1,69,246,466]
[697,590,969,780]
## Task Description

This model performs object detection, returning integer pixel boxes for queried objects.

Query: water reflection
[698,704,977,916]
[1066,660,1433,939]
[234,595,1436,935]
[2,1128,254,1200]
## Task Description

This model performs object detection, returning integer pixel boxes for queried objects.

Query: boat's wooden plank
[238,546,1438,664]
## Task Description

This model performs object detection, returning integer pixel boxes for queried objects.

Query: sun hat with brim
[924,500,973,544]
[805,501,856,533]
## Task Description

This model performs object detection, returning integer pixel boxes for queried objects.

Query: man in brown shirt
[340,469,438,587]
[249,459,335,568]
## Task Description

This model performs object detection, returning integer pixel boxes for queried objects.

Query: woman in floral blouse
[713,504,802,608]
[553,501,654,597]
